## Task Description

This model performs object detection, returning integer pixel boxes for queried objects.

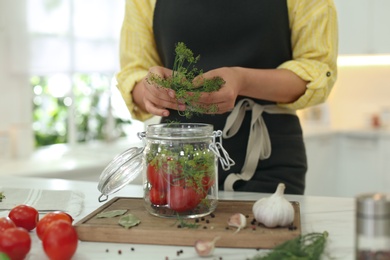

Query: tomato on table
[8,205,39,231]
[0,217,16,233]
[36,211,74,240]
[0,227,31,260]
[42,220,78,260]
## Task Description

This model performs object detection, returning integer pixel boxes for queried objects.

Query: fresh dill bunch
[147,42,225,118]
[250,231,329,260]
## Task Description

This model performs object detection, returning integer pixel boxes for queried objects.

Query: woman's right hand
[132,66,185,117]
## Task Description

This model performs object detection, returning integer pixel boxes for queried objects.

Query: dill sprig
[147,42,225,118]
[174,214,200,229]
[250,231,329,260]
[0,192,5,202]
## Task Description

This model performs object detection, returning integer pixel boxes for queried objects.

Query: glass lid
[97,146,144,202]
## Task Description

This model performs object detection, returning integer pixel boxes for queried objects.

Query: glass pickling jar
[98,123,234,219]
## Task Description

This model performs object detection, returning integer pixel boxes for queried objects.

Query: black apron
[153,0,307,194]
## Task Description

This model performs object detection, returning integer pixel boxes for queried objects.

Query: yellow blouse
[117,0,338,121]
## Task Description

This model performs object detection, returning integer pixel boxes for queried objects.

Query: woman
[116,0,338,194]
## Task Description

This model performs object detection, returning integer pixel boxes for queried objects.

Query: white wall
[0,0,34,159]
[327,65,390,129]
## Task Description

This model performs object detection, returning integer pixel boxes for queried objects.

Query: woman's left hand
[193,67,243,114]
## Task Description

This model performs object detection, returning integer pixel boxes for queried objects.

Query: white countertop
[0,176,355,260]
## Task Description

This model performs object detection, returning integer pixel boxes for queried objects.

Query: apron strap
[223,98,296,191]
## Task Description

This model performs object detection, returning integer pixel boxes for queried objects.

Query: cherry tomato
[0,227,31,260]
[200,173,215,195]
[167,185,203,212]
[42,220,78,260]
[147,164,169,191]
[36,211,73,240]
[8,205,39,231]
[0,217,16,232]
[149,187,167,205]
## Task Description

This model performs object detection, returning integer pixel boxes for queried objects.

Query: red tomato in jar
[0,227,31,260]
[0,217,16,233]
[147,164,169,191]
[167,185,203,212]
[36,211,74,240]
[201,175,215,194]
[149,187,167,205]
[8,205,39,231]
[42,220,78,260]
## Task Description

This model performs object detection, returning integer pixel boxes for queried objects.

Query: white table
[0,176,355,260]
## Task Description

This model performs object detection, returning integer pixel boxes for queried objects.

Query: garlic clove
[194,236,220,257]
[252,183,295,228]
[227,213,247,233]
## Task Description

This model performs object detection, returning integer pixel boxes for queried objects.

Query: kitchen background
[1,0,389,197]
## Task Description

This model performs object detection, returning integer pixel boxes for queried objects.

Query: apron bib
[153,0,307,194]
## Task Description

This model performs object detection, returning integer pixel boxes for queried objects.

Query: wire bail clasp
[209,130,235,171]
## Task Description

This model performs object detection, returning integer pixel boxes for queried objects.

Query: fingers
[141,71,187,117]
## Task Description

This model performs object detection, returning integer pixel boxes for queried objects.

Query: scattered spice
[288,224,297,231]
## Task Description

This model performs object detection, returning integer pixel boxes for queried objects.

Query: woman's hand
[192,67,243,114]
[132,66,185,117]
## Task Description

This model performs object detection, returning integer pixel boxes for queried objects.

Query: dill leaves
[251,231,329,260]
[174,214,200,229]
[147,42,225,118]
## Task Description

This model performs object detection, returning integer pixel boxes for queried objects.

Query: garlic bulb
[252,183,294,228]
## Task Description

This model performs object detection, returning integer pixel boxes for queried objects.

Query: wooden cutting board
[74,197,301,249]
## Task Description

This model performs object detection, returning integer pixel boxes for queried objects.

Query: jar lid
[97,146,144,202]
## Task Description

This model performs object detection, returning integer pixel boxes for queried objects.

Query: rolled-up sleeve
[116,0,161,121]
[278,0,338,110]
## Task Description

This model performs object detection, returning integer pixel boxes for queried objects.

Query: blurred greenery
[31,73,131,147]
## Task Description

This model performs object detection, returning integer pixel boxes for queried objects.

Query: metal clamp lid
[97,146,144,202]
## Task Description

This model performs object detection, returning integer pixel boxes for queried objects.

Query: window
[28,0,140,147]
